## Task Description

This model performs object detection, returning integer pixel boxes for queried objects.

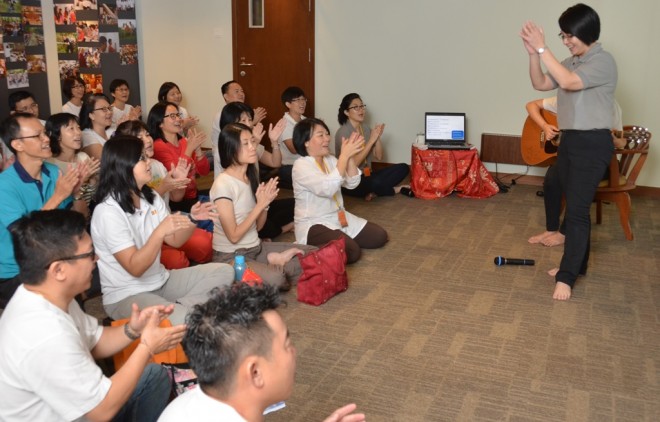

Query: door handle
[239,62,254,67]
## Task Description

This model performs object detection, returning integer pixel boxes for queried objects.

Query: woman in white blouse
[80,93,114,161]
[292,118,388,263]
[61,76,85,117]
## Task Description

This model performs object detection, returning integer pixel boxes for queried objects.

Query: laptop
[424,112,471,149]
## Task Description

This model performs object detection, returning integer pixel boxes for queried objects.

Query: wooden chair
[595,125,651,240]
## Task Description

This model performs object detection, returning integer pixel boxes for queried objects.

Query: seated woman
[91,136,233,325]
[80,93,114,161]
[335,93,409,200]
[147,101,210,213]
[292,118,389,263]
[158,82,199,133]
[45,112,99,206]
[115,120,213,270]
[219,101,294,240]
[210,123,315,290]
[61,75,86,117]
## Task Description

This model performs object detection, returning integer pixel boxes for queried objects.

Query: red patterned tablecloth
[411,146,499,199]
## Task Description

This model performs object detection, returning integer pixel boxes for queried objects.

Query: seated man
[159,284,365,422]
[276,86,307,189]
[2,90,48,163]
[0,113,89,305]
[0,209,186,421]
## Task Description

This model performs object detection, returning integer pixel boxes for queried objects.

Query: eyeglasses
[14,131,48,141]
[16,103,39,112]
[558,32,574,40]
[165,112,182,120]
[72,84,85,89]
[291,97,307,103]
[348,104,367,111]
[93,106,113,113]
[44,247,96,269]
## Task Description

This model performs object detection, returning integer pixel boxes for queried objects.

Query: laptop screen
[425,112,466,143]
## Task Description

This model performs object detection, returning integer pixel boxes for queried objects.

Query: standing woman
[520,3,617,300]
[148,101,210,213]
[335,93,409,200]
[61,75,86,117]
[45,113,99,206]
[91,136,233,325]
[210,123,314,290]
[293,118,389,264]
[80,93,114,161]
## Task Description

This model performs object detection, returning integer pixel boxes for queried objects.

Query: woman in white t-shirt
[210,123,314,290]
[91,136,233,325]
[61,75,86,117]
[109,78,141,130]
[80,93,114,160]
[45,112,99,206]
[157,82,199,134]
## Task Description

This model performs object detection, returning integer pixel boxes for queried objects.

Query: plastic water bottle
[234,255,246,282]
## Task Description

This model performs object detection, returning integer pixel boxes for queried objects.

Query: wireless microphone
[493,256,535,266]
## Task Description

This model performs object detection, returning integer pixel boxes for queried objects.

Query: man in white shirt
[0,209,186,421]
[159,284,364,422]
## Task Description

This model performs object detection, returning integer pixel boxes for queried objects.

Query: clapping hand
[255,177,279,210]
[340,132,365,158]
[186,127,207,154]
[253,107,267,125]
[161,163,190,193]
[269,118,287,145]
[252,122,266,143]
[190,201,218,222]
[158,212,195,237]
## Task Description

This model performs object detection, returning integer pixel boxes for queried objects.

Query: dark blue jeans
[111,363,170,422]
[342,163,410,198]
[555,129,613,287]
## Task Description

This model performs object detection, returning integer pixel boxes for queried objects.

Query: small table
[410,146,499,199]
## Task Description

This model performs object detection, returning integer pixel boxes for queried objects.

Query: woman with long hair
[147,101,209,212]
[293,118,388,264]
[157,82,199,133]
[79,93,113,160]
[210,123,314,290]
[335,93,409,201]
[114,120,213,270]
[45,112,99,206]
[91,136,233,324]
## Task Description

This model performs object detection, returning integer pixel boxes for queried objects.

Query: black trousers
[342,163,409,198]
[555,129,613,287]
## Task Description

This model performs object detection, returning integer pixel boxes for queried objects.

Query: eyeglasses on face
[16,103,39,112]
[72,84,85,89]
[165,112,183,120]
[291,97,307,103]
[348,104,367,111]
[558,32,574,40]
[14,131,48,141]
[44,247,96,269]
[93,106,113,113]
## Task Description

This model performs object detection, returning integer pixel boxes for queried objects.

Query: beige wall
[43,0,659,187]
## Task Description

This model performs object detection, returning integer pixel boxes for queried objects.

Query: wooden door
[232,0,314,129]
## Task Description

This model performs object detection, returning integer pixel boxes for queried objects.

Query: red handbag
[296,237,348,306]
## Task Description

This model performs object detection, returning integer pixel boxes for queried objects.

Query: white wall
[43,0,660,187]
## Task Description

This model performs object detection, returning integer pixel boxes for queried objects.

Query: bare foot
[394,184,410,194]
[552,282,572,300]
[267,248,304,267]
[541,232,565,247]
[528,231,556,244]
[365,193,377,201]
[280,222,294,234]
[548,267,559,277]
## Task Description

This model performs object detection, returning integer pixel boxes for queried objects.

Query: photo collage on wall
[55,0,139,106]
[0,0,50,116]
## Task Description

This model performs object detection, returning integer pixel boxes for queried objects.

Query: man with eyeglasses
[2,90,47,164]
[276,86,308,189]
[0,113,89,305]
[0,209,185,421]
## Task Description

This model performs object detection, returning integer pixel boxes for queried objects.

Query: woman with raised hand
[335,93,409,201]
[293,118,389,264]
[210,123,314,290]
[79,93,114,161]
[45,112,99,206]
[148,101,210,213]
[91,136,233,325]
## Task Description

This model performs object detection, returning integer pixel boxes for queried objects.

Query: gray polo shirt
[550,43,617,130]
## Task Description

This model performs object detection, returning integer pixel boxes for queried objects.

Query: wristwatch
[537,47,546,54]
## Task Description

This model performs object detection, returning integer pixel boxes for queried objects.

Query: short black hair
[79,93,111,130]
[218,122,259,194]
[8,91,36,112]
[292,117,329,157]
[559,3,600,45]
[109,78,129,94]
[62,76,85,100]
[157,81,179,103]
[147,101,180,142]
[281,86,305,105]
[337,93,361,125]
[115,119,149,137]
[10,209,86,286]
[0,112,37,154]
[183,284,282,394]
[94,136,155,213]
[219,102,254,130]
[221,80,238,95]
[46,113,80,157]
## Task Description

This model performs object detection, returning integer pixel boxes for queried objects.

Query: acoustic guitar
[521,109,558,167]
